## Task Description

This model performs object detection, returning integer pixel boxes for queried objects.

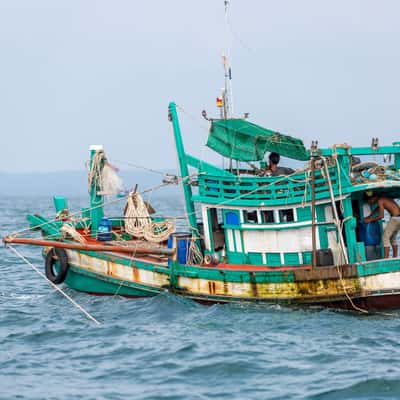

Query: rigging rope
[7,245,101,325]
[7,182,173,239]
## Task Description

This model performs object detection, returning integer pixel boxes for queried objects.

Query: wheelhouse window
[261,210,275,223]
[279,209,294,222]
[244,210,258,224]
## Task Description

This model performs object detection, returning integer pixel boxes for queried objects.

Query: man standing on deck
[265,152,294,176]
[364,192,400,258]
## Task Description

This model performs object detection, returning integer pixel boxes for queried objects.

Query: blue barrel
[358,221,380,246]
[97,217,112,241]
[168,233,192,264]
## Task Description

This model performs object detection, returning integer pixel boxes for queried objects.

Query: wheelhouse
[169,103,400,268]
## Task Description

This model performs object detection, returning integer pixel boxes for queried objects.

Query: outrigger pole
[168,102,199,238]
[3,237,175,256]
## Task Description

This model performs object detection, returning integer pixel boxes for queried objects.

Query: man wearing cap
[364,192,400,258]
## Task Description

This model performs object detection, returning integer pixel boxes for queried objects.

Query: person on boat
[364,192,400,258]
[265,152,294,176]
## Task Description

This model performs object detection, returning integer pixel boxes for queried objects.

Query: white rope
[87,150,105,194]
[323,159,349,265]
[124,192,175,243]
[187,236,204,265]
[6,245,101,325]
[124,193,152,237]
[60,224,87,244]
[143,220,175,243]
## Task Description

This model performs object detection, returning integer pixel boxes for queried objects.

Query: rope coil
[124,192,175,243]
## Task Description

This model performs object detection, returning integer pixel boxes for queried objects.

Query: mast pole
[89,145,104,238]
[222,0,233,119]
[311,158,317,269]
[168,102,199,238]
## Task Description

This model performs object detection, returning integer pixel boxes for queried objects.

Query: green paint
[284,252,300,266]
[248,252,263,264]
[168,102,199,240]
[53,196,68,213]
[316,205,328,249]
[226,251,247,264]
[66,265,160,296]
[342,197,357,263]
[393,142,400,170]
[89,147,104,238]
[27,214,62,238]
[355,242,366,262]
[357,258,400,276]
[207,118,308,161]
[297,206,312,222]
[266,253,282,266]
[302,251,312,265]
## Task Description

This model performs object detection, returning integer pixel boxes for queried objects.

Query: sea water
[1,195,400,399]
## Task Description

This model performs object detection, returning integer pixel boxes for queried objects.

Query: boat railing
[197,166,342,205]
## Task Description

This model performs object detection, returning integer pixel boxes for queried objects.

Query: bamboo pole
[3,237,175,256]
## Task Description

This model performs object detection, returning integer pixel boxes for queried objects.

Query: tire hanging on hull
[45,247,69,284]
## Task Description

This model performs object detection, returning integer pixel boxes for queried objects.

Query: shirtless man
[364,194,400,258]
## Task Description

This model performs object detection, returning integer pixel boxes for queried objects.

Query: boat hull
[49,249,400,311]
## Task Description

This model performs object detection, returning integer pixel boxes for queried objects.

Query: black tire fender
[45,247,69,284]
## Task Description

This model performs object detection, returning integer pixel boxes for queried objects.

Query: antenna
[221,0,234,119]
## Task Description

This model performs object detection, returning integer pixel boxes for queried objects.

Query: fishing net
[101,164,124,196]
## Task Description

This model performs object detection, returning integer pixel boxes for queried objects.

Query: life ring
[45,247,69,284]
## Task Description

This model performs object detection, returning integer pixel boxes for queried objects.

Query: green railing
[196,167,344,206]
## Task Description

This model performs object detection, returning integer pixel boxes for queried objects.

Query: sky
[1,0,400,173]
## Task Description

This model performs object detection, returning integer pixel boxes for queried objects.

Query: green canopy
[206,119,308,161]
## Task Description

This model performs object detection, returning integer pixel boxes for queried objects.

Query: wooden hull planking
[57,249,400,310]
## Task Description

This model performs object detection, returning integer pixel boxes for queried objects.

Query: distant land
[0,169,180,197]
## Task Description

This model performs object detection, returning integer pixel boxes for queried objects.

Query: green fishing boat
[5,98,400,312]
[5,0,400,313]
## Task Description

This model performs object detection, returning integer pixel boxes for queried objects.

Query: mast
[89,145,104,238]
[168,102,199,237]
[222,0,234,119]
[311,158,316,268]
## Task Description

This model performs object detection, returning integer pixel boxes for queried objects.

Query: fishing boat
[5,2,400,313]
[4,99,400,311]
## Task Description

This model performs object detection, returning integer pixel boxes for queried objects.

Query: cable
[7,245,101,325]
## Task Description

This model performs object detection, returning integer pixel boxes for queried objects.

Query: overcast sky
[1,0,400,173]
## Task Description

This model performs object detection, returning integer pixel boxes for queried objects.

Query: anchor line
[6,245,101,325]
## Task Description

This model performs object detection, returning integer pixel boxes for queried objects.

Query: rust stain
[294,265,358,281]
[180,275,362,300]
[208,281,217,295]
[223,281,229,295]
[133,267,140,283]
[249,272,259,297]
